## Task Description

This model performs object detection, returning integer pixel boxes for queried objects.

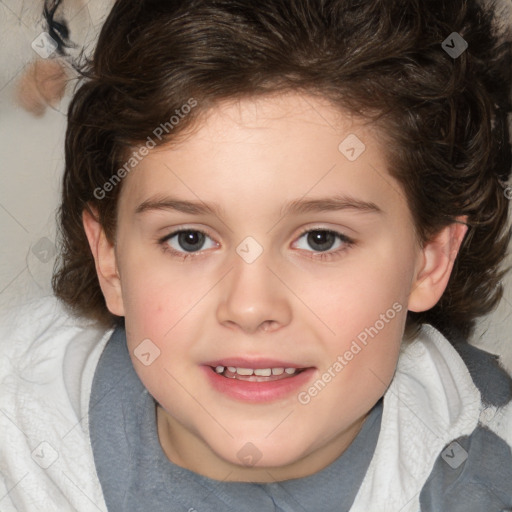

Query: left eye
[294,229,351,252]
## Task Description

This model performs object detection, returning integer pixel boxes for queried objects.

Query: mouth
[202,358,316,402]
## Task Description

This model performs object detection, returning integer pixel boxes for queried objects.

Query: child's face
[98,93,439,481]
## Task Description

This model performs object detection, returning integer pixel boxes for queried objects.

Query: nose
[216,251,292,334]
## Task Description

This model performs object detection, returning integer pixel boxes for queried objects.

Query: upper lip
[203,358,313,369]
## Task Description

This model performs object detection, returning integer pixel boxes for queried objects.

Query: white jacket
[0,296,511,511]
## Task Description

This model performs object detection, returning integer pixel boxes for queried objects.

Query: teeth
[254,368,272,377]
[236,368,254,376]
[214,365,299,376]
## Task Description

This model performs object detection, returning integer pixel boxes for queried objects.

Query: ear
[82,206,125,316]
[408,217,468,313]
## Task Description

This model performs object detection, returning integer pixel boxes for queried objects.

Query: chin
[217,434,313,469]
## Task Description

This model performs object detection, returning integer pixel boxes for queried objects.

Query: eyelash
[158,227,355,262]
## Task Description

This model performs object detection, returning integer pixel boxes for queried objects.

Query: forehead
[117,93,409,224]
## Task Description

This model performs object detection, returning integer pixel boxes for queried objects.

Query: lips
[201,357,315,402]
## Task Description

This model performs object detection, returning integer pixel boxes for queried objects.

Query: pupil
[178,231,205,252]
[308,231,335,251]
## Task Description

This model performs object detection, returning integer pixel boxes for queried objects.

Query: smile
[202,359,316,402]
[212,365,306,381]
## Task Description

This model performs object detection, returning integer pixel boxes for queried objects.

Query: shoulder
[419,422,512,510]
[0,295,112,511]
[0,293,115,420]
[452,340,512,407]
[419,336,512,511]
[351,325,512,512]
[0,295,96,366]
[0,295,112,413]
[0,294,109,370]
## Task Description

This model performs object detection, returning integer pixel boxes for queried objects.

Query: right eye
[160,229,218,257]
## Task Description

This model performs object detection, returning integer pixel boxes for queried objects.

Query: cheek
[118,249,199,336]
[119,256,215,386]
[310,300,405,421]
[303,253,411,338]
[122,275,171,337]
[298,246,411,393]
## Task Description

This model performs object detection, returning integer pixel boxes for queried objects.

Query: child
[1,0,512,510]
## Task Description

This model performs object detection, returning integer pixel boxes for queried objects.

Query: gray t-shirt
[89,326,383,511]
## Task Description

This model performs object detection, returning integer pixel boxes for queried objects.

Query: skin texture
[83,93,467,482]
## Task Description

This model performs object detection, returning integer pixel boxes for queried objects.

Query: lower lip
[201,366,316,403]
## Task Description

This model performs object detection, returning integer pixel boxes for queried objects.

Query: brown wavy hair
[52,0,512,342]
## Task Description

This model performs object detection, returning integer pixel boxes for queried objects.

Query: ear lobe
[82,206,125,317]
[408,218,468,313]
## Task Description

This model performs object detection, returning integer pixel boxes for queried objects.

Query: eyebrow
[135,196,225,217]
[280,194,383,217]
[134,194,383,218]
